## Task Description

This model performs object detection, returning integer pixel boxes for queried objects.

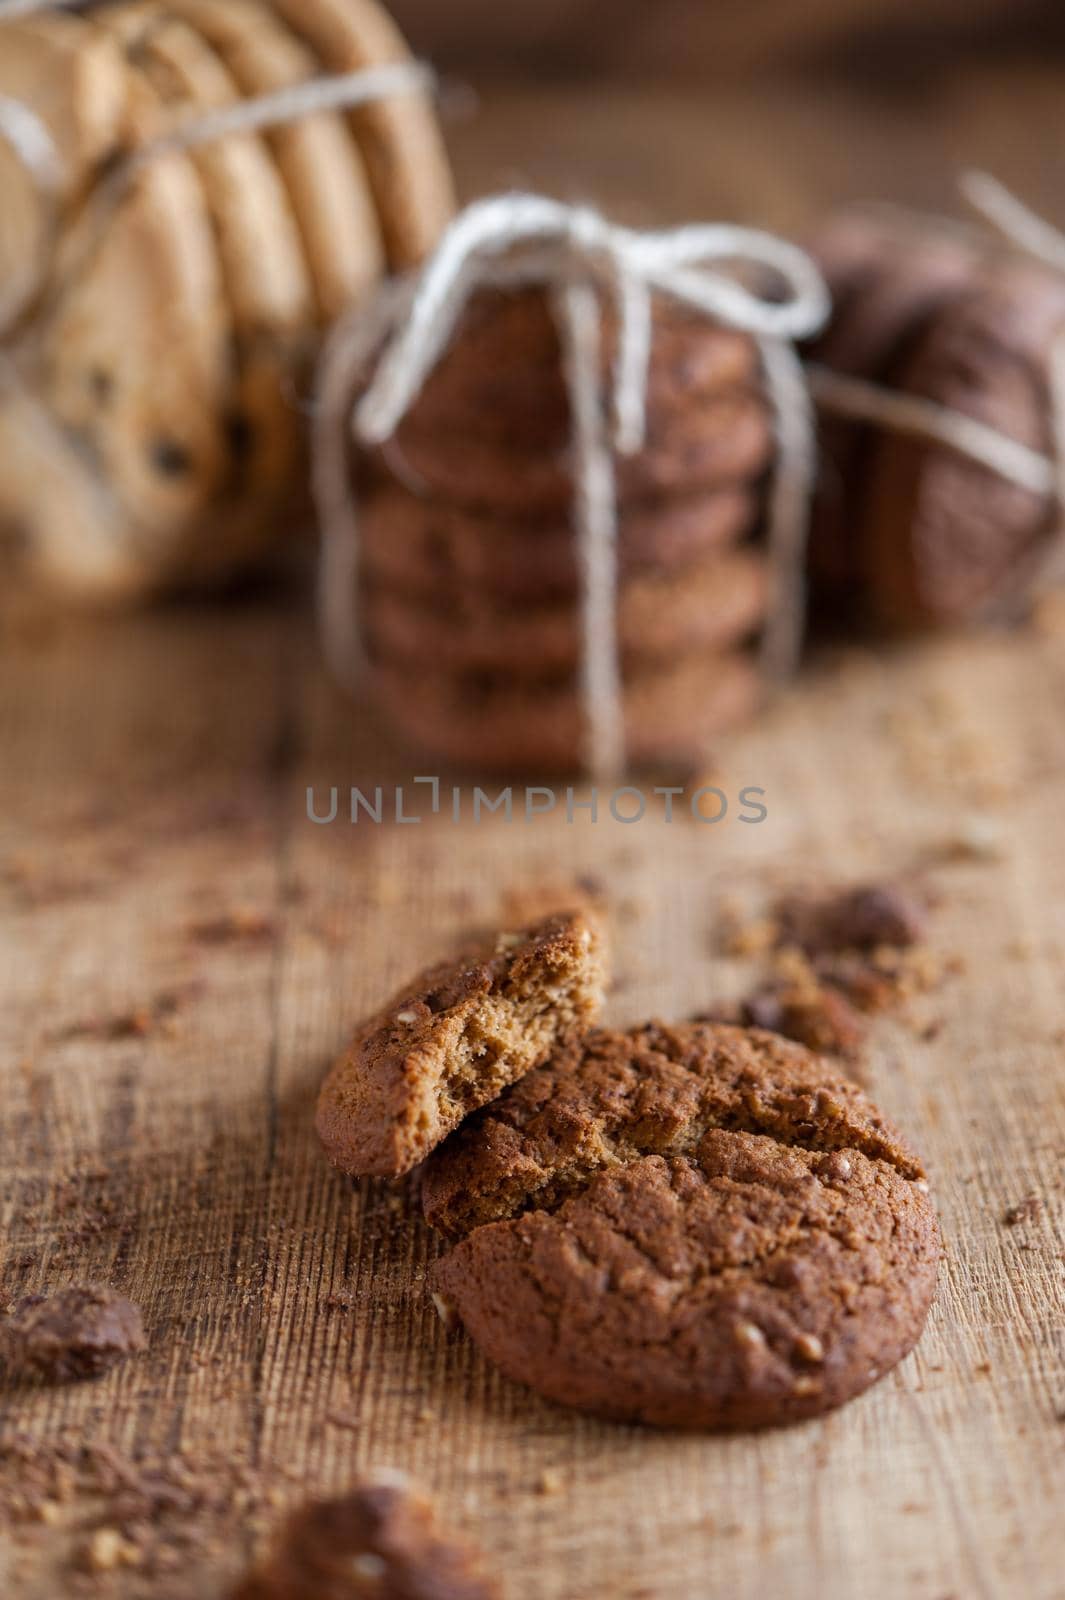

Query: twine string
[314,192,830,778]
[0,94,62,336]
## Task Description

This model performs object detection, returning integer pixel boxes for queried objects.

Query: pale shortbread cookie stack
[0,0,454,610]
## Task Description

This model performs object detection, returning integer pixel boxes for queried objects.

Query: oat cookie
[172,0,385,321]
[359,479,759,604]
[316,911,607,1178]
[231,1473,500,1600]
[271,0,456,268]
[366,548,770,674]
[370,651,763,773]
[424,1021,939,1430]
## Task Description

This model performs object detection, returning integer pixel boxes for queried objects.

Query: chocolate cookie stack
[0,0,454,610]
[359,287,778,773]
[808,207,1065,630]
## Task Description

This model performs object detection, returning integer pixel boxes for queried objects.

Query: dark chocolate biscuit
[231,1473,500,1600]
[423,1022,939,1430]
[807,207,981,613]
[365,549,770,674]
[859,260,1065,626]
[377,387,773,516]
[358,479,759,605]
[316,910,607,1178]
[401,285,763,450]
[370,650,763,773]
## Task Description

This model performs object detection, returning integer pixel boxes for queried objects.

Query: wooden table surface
[2,76,1065,1600]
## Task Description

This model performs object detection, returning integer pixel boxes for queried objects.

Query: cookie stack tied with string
[0,0,454,613]
[806,177,1065,631]
[317,196,830,776]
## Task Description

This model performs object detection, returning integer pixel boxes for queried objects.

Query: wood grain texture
[2,78,1065,1600]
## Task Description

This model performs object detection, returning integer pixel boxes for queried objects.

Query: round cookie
[423,1021,940,1431]
[370,650,764,773]
[30,62,231,566]
[807,208,981,613]
[270,0,456,268]
[359,479,760,604]
[100,4,312,537]
[316,910,606,1178]
[0,13,127,329]
[860,259,1065,627]
[171,0,385,322]
[381,388,774,517]
[404,285,764,451]
[365,548,771,674]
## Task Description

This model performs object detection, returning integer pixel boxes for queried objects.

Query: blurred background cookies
[0,0,454,613]
[354,285,779,772]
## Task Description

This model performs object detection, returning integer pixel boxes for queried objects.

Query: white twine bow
[315,191,830,778]
[809,171,1065,614]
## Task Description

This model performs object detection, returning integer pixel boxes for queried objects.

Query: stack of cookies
[808,207,1065,630]
[358,287,779,772]
[0,0,454,610]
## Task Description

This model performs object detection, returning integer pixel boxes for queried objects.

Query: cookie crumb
[1002,1196,1043,1227]
[536,1469,563,1496]
[1,1286,144,1383]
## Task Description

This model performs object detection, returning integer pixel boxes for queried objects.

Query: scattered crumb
[53,982,205,1044]
[1002,1197,1043,1228]
[536,1469,563,1496]
[189,909,276,946]
[230,1478,500,1600]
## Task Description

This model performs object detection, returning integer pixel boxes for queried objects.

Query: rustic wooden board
[2,78,1065,1600]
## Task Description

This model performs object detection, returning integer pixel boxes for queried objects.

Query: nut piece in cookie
[316,911,607,1178]
[423,1022,939,1431]
[230,1472,500,1600]
[1,1285,145,1383]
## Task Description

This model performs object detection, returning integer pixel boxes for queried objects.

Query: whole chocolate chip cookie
[423,1022,939,1430]
[316,911,607,1178]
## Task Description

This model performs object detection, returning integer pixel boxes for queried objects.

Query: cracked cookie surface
[316,911,607,1178]
[424,1022,938,1429]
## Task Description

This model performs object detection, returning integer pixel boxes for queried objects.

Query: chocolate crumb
[1,1287,144,1384]
[230,1477,500,1599]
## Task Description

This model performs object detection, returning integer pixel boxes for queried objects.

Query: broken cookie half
[315,910,607,1178]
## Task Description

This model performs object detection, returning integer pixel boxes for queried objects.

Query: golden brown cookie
[100,3,312,538]
[0,14,127,325]
[172,0,386,321]
[370,650,763,773]
[424,1021,939,1430]
[358,479,759,604]
[365,547,770,674]
[316,910,607,1178]
[271,0,456,268]
[230,1474,501,1600]
[36,64,231,551]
